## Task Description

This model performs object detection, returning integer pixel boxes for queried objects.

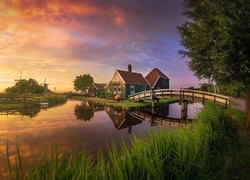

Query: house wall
[105,70,151,99]
[152,78,169,90]
[105,71,126,99]
[125,84,150,98]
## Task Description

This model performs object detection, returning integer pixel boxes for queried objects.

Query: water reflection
[0,100,202,178]
[0,108,42,118]
[104,106,143,134]
[74,101,104,121]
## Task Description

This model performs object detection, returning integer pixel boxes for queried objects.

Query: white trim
[152,76,160,89]
[116,70,126,84]
[93,83,98,90]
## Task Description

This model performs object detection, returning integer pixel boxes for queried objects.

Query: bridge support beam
[151,98,159,108]
[181,99,188,120]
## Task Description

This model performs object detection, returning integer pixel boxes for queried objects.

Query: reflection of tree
[19,108,41,118]
[74,104,94,121]
[1,108,41,118]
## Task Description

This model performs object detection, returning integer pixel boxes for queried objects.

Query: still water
[0,100,202,177]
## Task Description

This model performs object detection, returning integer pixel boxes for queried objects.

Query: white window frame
[130,84,135,94]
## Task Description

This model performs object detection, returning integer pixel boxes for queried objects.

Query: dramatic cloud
[0,0,205,92]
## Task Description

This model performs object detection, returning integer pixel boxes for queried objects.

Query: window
[113,87,117,94]
[130,85,135,94]
[118,86,121,94]
[163,79,168,85]
[115,76,118,83]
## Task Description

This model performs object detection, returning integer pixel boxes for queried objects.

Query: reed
[6,101,236,179]
[39,93,67,106]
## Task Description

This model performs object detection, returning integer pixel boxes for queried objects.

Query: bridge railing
[128,89,229,108]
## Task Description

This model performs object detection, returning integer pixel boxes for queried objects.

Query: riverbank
[72,96,179,109]
[0,93,67,111]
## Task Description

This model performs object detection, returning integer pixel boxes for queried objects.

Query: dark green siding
[153,78,169,90]
[125,84,150,98]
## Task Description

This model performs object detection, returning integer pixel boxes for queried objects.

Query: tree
[178,0,250,130]
[73,74,94,95]
[5,79,45,94]
[97,89,106,98]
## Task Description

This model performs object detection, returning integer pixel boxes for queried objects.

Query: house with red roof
[145,68,170,90]
[89,83,107,97]
[105,64,150,99]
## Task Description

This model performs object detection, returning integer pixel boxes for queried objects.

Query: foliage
[178,0,250,130]
[73,74,93,93]
[178,0,250,90]
[39,93,67,106]
[5,79,45,94]
[219,82,246,98]
[97,89,106,98]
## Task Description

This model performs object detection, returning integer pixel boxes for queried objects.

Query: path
[228,96,245,111]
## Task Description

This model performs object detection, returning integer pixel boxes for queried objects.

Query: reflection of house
[105,64,150,99]
[89,83,107,97]
[104,106,143,132]
[145,68,170,90]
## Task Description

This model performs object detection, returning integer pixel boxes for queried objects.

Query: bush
[40,93,67,106]
[97,89,106,98]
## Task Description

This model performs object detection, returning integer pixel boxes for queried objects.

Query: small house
[89,83,107,97]
[105,64,150,99]
[145,68,170,90]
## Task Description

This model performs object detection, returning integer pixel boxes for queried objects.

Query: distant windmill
[14,71,25,82]
[40,78,49,91]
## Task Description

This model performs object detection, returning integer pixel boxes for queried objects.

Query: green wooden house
[105,64,150,99]
[145,68,170,90]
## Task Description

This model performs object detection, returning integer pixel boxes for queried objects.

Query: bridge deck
[129,89,229,107]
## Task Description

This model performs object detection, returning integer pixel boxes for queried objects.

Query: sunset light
[0,0,204,92]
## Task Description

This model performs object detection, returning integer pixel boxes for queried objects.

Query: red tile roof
[93,83,107,90]
[145,68,169,87]
[117,70,149,85]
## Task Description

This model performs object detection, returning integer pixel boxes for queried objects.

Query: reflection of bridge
[128,111,186,127]
[129,89,229,107]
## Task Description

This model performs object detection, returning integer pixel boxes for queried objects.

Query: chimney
[128,64,132,73]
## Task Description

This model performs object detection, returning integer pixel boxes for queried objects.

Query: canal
[0,100,203,177]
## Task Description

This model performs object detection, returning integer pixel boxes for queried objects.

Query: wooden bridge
[128,89,229,108]
[128,111,186,127]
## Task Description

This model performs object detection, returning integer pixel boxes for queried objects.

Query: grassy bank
[6,101,249,179]
[39,93,67,106]
[0,93,67,110]
[0,103,39,110]
[72,96,179,108]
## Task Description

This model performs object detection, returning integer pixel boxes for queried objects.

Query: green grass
[72,96,179,108]
[0,103,38,110]
[7,101,248,179]
[39,93,67,106]
[225,108,245,127]
[0,93,67,111]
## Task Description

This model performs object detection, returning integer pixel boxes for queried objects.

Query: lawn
[72,96,179,108]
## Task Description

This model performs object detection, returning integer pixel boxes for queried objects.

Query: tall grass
[7,101,235,179]
[39,93,67,106]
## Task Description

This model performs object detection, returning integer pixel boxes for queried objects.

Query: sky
[0,0,206,93]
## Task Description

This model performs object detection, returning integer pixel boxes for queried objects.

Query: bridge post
[150,107,156,126]
[181,99,188,120]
